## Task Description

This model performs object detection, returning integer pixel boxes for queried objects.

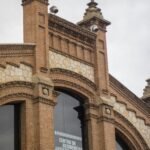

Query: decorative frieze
[0,44,35,57]
[49,51,95,82]
[112,98,150,148]
[48,14,96,47]
[0,64,32,83]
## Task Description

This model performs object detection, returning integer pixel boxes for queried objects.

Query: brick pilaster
[32,75,58,150]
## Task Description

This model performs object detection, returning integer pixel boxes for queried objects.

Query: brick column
[32,75,58,150]
[98,96,116,150]
[84,102,100,150]
[23,100,34,150]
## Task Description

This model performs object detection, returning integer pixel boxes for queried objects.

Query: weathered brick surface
[0,0,149,150]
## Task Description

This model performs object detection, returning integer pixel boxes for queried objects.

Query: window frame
[0,104,21,150]
[54,89,87,150]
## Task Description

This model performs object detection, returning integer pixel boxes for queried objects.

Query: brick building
[0,0,150,150]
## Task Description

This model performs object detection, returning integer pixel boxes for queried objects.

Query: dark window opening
[116,134,130,150]
[0,104,20,150]
[54,91,86,150]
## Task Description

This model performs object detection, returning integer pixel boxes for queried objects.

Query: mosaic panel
[49,51,95,82]
[0,64,32,83]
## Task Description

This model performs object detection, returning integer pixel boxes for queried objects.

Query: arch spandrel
[114,111,149,150]
[0,81,34,105]
[113,100,150,148]
[115,128,137,150]
[50,68,98,104]
[54,83,96,105]
[49,50,95,82]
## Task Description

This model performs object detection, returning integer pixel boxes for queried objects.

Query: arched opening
[116,135,130,150]
[115,130,134,150]
[54,89,86,150]
[0,104,20,150]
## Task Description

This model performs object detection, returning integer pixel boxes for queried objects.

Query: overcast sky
[0,0,150,97]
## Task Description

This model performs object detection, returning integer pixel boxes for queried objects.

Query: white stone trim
[0,64,32,83]
[49,51,95,82]
[111,95,150,148]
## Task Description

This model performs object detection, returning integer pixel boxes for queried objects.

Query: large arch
[0,81,34,105]
[115,129,136,150]
[114,111,149,150]
[50,68,97,103]
[53,83,98,150]
[0,81,35,150]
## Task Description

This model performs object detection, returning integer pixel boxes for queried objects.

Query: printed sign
[55,131,83,150]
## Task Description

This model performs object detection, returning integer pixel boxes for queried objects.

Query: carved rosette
[32,74,58,106]
[98,96,114,123]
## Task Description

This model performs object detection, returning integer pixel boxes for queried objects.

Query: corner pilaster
[32,75,58,150]
[22,0,49,72]
[98,96,116,150]
[84,102,99,150]
[78,1,110,96]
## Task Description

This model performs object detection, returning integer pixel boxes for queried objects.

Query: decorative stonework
[0,64,32,83]
[42,88,49,96]
[105,107,111,115]
[112,97,150,148]
[109,74,150,114]
[0,44,35,57]
[48,14,96,47]
[49,51,95,82]
[142,79,150,105]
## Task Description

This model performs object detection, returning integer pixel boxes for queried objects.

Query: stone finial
[83,0,103,21]
[78,0,110,30]
[142,79,150,105]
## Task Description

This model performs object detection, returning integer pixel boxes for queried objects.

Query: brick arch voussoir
[114,111,149,150]
[53,80,96,104]
[0,81,34,105]
[50,68,96,91]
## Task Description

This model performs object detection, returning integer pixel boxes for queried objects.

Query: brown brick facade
[0,0,149,150]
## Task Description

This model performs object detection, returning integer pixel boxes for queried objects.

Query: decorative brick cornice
[22,0,49,6]
[0,81,34,89]
[33,97,56,106]
[48,14,96,47]
[0,44,35,57]
[109,74,150,115]
[50,48,94,67]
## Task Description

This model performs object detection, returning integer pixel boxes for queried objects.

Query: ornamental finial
[82,0,103,20]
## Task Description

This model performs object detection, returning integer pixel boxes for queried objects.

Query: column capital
[98,96,115,123]
[32,74,58,106]
[84,102,99,121]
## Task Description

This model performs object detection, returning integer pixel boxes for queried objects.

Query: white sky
[0,0,150,97]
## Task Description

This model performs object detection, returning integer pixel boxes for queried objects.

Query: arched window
[54,91,85,150]
[0,104,20,150]
[116,134,130,150]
